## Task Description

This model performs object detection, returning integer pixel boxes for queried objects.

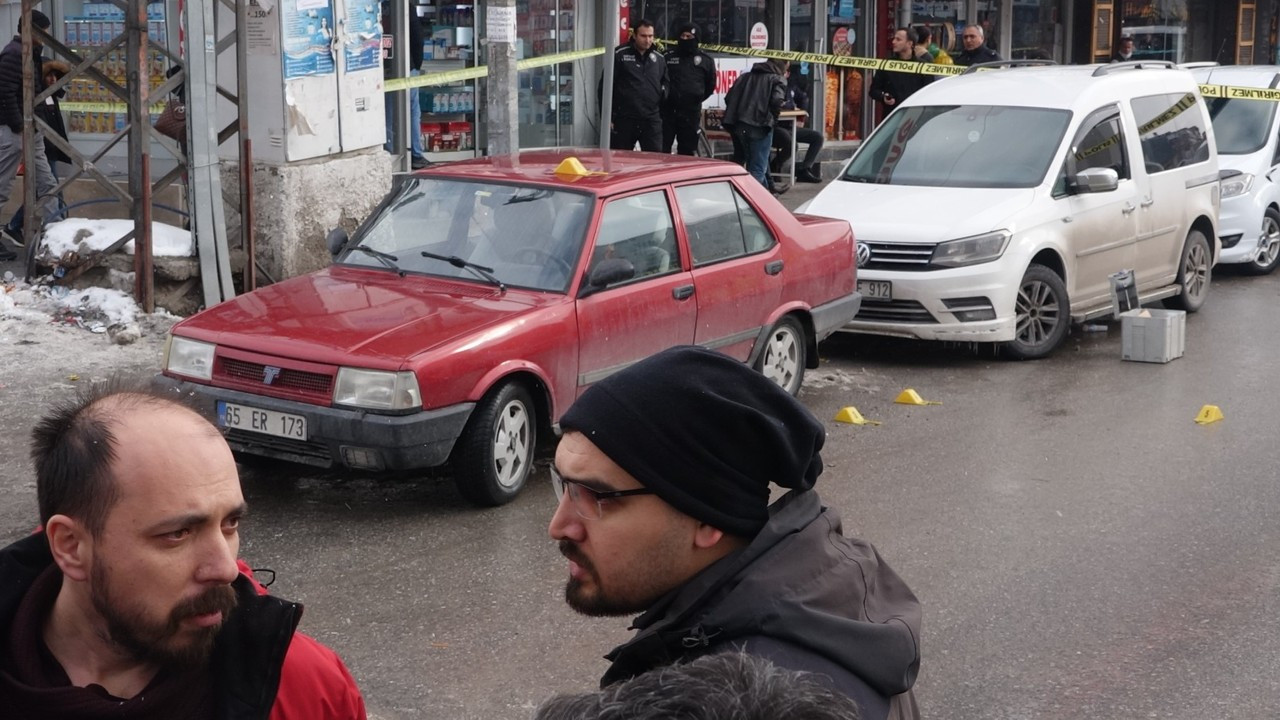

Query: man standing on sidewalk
[722,58,786,188]
[661,22,715,156]
[604,20,667,152]
[0,11,58,261]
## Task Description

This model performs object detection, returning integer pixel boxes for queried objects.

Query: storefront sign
[749,22,768,49]
[487,6,516,44]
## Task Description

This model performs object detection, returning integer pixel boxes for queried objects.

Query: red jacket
[237,558,368,720]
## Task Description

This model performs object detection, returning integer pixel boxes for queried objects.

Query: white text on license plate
[218,402,307,440]
[858,280,892,300]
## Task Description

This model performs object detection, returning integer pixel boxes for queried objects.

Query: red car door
[674,180,784,362]
[575,188,697,394]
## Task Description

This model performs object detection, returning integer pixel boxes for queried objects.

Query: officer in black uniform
[661,22,716,156]
[605,19,667,152]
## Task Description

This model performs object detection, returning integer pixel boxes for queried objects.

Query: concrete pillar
[485,0,519,157]
[222,150,392,281]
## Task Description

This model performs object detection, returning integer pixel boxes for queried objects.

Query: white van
[800,62,1221,359]
[1192,65,1280,274]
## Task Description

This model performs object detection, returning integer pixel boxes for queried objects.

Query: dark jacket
[722,61,786,129]
[605,41,667,120]
[0,36,43,133]
[0,533,366,720]
[382,12,424,73]
[869,54,934,107]
[954,44,1002,66]
[663,46,716,111]
[37,73,68,164]
[600,490,923,720]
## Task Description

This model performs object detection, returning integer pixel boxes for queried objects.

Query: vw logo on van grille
[856,242,872,268]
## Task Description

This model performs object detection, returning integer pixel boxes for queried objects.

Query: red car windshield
[343,178,592,293]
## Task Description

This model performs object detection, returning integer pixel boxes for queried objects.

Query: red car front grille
[215,357,334,402]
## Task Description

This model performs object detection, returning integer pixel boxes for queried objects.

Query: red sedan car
[158,150,860,506]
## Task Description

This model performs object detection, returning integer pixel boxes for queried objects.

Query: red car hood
[173,267,551,367]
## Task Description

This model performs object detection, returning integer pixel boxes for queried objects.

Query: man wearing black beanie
[549,346,922,720]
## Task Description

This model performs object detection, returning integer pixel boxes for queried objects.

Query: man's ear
[45,514,91,582]
[692,522,727,550]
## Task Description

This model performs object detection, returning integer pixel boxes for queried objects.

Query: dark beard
[559,539,647,617]
[90,562,239,670]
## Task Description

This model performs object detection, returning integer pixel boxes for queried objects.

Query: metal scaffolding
[18,0,253,311]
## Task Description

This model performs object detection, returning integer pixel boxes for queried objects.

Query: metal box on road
[1120,308,1186,363]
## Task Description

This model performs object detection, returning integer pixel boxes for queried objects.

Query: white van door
[1129,92,1215,288]
[1058,107,1139,308]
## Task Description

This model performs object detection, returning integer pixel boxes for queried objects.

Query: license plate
[858,280,892,300]
[217,401,307,441]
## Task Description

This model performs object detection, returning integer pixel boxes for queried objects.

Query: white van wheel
[1168,229,1211,312]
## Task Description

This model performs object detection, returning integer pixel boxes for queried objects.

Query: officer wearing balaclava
[661,22,717,155]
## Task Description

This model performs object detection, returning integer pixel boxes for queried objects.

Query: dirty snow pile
[41,218,194,259]
[0,270,178,345]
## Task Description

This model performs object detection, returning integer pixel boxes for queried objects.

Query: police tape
[676,39,1280,102]
[385,47,606,92]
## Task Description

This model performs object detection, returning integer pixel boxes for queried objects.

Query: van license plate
[217,401,307,441]
[858,280,892,300]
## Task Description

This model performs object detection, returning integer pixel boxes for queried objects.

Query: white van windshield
[1207,97,1277,155]
[842,105,1072,188]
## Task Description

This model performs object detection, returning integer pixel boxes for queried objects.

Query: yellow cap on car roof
[553,157,607,177]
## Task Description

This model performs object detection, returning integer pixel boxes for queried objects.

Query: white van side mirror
[1074,167,1119,194]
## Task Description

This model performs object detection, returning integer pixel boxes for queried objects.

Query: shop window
[630,1,771,47]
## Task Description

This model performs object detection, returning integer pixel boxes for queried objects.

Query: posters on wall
[343,0,382,71]
[283,0,335,79]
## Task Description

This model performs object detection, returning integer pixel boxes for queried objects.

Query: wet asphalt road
[3,236,1280,717]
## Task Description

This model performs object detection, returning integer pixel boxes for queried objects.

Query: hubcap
[1184,242,1209,300]
[1256,217,1280,269]
[763,328,800,390]
[491,400,530,489]
[1015,280,1061,348]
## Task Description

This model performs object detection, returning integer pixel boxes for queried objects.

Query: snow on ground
[41,218,194,258]
[0,269,178,348]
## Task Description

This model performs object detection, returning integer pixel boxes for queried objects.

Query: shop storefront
[1082,1,1271,67]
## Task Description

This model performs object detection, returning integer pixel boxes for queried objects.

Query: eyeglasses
[550,467,654,520]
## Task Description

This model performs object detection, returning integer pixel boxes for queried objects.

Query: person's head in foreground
[2,377,368,718]
[548,345,824,617]
[534,651,862,720]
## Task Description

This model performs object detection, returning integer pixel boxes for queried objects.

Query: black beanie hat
[677,22,698,37]
[559,345,824,537]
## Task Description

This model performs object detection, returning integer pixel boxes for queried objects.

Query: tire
[1245,208,1280,276]
[1167,228,1211,312]
[755,316,807,396]
[1002,264,1070,360]
[453,382,536,507]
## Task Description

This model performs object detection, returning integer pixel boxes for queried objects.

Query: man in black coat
[722,58,786,187]
[0,11,58,261]
[661,22,715,156]
[548,346,923,720]
[604,19,667,152]
[869,27,933,114]
[954,24,1002,66]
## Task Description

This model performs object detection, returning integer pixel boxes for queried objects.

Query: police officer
[662,22,716,156]
[605,19,667,152]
